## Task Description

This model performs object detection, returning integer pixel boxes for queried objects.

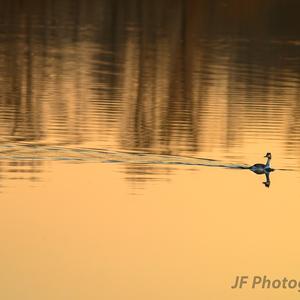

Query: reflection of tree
[0,159,43,189]
[117,0,300,156]
[0,0,300,184]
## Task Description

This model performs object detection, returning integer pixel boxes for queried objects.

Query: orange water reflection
[0,1,300,299]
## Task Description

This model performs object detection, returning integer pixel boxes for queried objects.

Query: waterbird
[249,152,274,174]
[248,153,274,188]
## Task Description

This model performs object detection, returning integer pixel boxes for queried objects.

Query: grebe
[250,152,274,173]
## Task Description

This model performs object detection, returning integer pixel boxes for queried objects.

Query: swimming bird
[250,152,274,174]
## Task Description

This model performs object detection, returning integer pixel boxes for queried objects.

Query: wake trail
[0,143,293,171]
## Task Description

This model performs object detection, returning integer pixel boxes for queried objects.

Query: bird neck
[265,157,271,167]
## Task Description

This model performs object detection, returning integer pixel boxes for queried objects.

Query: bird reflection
[263,172,271,188]
[250,168,273,188]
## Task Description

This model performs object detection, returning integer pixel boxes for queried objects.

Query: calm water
[1,1,300,299]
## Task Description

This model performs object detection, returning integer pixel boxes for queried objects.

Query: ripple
[0,143,293,173]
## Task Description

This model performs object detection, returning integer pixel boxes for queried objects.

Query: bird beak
[264,154,267,157]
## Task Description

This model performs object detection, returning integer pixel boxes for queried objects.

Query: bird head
[264,152,272,159]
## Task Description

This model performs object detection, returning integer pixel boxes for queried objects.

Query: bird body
[249,153,274,173]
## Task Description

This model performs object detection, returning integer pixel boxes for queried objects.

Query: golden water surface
[0,1,300,299]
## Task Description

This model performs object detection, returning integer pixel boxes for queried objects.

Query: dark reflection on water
[0,0,300,184]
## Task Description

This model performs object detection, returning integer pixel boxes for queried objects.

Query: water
[0,1,300,299]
